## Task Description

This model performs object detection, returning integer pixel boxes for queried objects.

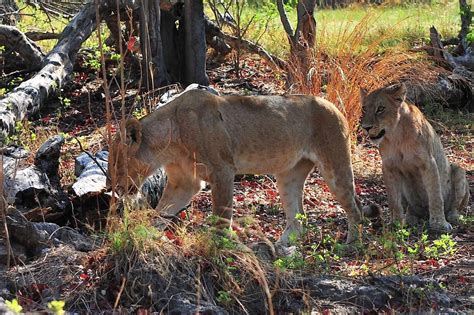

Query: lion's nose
[363,126,372,132]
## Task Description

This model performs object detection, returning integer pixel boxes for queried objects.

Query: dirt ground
[0,55,472,314]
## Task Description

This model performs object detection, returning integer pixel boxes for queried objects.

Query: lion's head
[107,118,151,195]
[360,83,407,144]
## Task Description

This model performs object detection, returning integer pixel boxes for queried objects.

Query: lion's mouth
[369,129,385,141]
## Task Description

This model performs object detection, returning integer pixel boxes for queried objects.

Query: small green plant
[310,234,344,270]
[425,234,456,259]
[5,299,22,314]
[216,290,232,305]
[467,30,474,43]
[111,52,121,61]
[214,230,239,250]
[273,253,306,270]
[59,96,72,108]
[7,120,37,148]
[108,208,161,253]
[48,300,65,315]
[132,107,147,119]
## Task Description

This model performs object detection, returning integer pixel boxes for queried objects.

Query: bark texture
[276,0,317,55]
[140,0,170,89]
[183,0,209,86]
[0,1,108,143]
[0,25,44,69]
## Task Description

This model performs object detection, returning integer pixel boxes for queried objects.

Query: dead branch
[0,25,44,68]
[204,17,286,69]
[276,0,294,40]
[0,1,111,143]
[25,31,61,41]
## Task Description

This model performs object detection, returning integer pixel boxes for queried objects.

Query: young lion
[108,89,372,248]
[360,83,470,231]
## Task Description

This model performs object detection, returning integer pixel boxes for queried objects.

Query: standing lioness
[108,89,368,246]
[360,84,470,231]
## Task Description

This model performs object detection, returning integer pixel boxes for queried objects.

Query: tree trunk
[294,0,317,51]
[183,0,209,86]
[140,0,170,91]
[458,0,473,52]
[276,0,317,81]
[0,1,109,143]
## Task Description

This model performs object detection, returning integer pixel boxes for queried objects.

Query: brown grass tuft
[288,13,444,134]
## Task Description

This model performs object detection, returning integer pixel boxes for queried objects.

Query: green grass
[16,0,110,53]
[16,1,460,58]
[240,1,460,57]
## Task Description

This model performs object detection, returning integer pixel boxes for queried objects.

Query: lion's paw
[429,219,453,233]
[446,211,460,225]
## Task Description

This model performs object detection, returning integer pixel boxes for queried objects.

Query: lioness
[360,83,470,231]
[108,89,370,246]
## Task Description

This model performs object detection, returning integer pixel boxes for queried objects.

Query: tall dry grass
[288,14,444,134]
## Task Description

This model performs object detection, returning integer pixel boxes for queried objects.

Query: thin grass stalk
[94,0,117,227]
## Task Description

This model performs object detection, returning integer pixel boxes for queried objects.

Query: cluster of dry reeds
[288,14,443,133]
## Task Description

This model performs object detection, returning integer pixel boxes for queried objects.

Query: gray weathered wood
[0,25,44,68]
[0,1,109,143]
[72,151,109,198]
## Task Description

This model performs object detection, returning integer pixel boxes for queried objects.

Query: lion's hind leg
[313,152,362,244]
[275,159,315,249]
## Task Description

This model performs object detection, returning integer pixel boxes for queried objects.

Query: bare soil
[1,54,472,314]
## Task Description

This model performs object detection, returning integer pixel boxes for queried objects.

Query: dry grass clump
[288,14,445,134]
[67,209,278,313]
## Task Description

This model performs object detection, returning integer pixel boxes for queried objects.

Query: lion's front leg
[209,168,235,228]
[383,165,405,225]
[422,158,451,232]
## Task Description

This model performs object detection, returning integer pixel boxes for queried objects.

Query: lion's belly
[234,148,309,175]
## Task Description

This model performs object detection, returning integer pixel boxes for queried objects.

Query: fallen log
[72,149,166,209]
[0,25,44,69]
[72,150,109,198]
[429,26,474,111]
[0,1,110,143]
[5,207,94,258]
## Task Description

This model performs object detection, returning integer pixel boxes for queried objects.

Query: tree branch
[0,25,44,68]
[204,17,286,69]
[0,1,111,143]
[276,0,294,39]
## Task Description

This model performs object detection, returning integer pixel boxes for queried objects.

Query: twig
[114,276,126,310]
[0,154,12,268]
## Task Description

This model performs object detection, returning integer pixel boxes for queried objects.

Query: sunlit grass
[243,1,460,57]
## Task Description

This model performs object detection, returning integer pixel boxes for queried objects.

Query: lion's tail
[356,196,382,219]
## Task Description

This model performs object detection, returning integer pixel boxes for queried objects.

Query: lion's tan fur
[109,89,367,246]
[361,84,470,231]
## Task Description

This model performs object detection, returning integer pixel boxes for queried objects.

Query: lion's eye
[375,106,385,114]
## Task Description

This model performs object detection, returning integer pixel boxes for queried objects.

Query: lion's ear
[385,83,406,104]
[359,87,368,102]
[125,118,142,150]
